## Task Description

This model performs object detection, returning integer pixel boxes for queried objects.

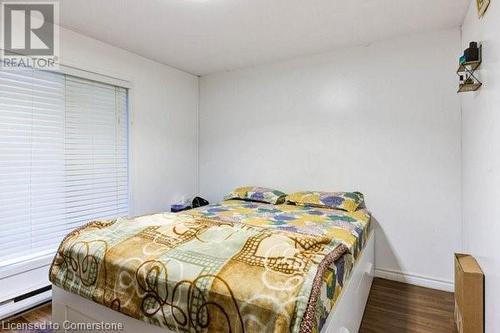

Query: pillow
[224,186,286,204]
[285,191,364,212]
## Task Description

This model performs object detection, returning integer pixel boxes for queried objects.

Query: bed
[50,199,374,333]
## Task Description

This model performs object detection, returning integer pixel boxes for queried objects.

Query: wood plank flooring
[360,278,458,333]
[1,302,51,332]
[1,278,457,333]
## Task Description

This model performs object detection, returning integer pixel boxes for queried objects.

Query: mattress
[49,200,370,333]
[182,200,371,331]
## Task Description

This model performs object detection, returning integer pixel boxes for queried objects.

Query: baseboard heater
[0,285,52,320]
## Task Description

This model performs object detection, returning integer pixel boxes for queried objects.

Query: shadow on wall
[372,216,403,278]
[369,217,437,332]
[366,216,457,333]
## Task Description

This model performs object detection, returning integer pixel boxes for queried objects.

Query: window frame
[0,64,132,305]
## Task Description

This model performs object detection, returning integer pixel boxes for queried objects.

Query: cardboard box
[454,253,484,333]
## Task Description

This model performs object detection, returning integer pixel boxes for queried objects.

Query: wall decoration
[476,0,491,18]
[457,43,482,93]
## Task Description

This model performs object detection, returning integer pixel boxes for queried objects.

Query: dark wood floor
[360,278,457,333]
[1,278,457,333]
[1,303,52,332]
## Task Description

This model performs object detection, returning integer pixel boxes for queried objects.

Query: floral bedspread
[183,200,371,258]
[50,200,370,333]
[182,200,372,331]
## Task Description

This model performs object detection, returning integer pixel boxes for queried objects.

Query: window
[0,69,128,268]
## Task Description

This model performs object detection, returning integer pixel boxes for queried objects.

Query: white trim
[57,53,135,88]
[0,52,131,89]
[375,268,454,292]
[127,83,134,216]
[0,253,53,280]
[57,64,131,89]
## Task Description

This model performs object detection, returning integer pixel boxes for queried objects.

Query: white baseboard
[375,268,454,292]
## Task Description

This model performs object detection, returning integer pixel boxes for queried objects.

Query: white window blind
[0,70,128,267]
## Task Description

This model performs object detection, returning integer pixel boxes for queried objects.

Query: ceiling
[60,0,471,76]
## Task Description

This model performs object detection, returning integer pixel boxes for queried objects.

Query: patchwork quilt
[183,200,371,258]
[49,201,370,333]
[183,200,371,331]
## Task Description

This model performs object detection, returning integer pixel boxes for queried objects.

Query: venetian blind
[0,69,128,267]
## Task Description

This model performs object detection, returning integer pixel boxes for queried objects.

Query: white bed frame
[52,231,374,333]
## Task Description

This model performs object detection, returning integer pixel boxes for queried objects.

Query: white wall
[0,28,199,316]
[61,28,199,216]
[461,1,500,332]
[199,29,462,289]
